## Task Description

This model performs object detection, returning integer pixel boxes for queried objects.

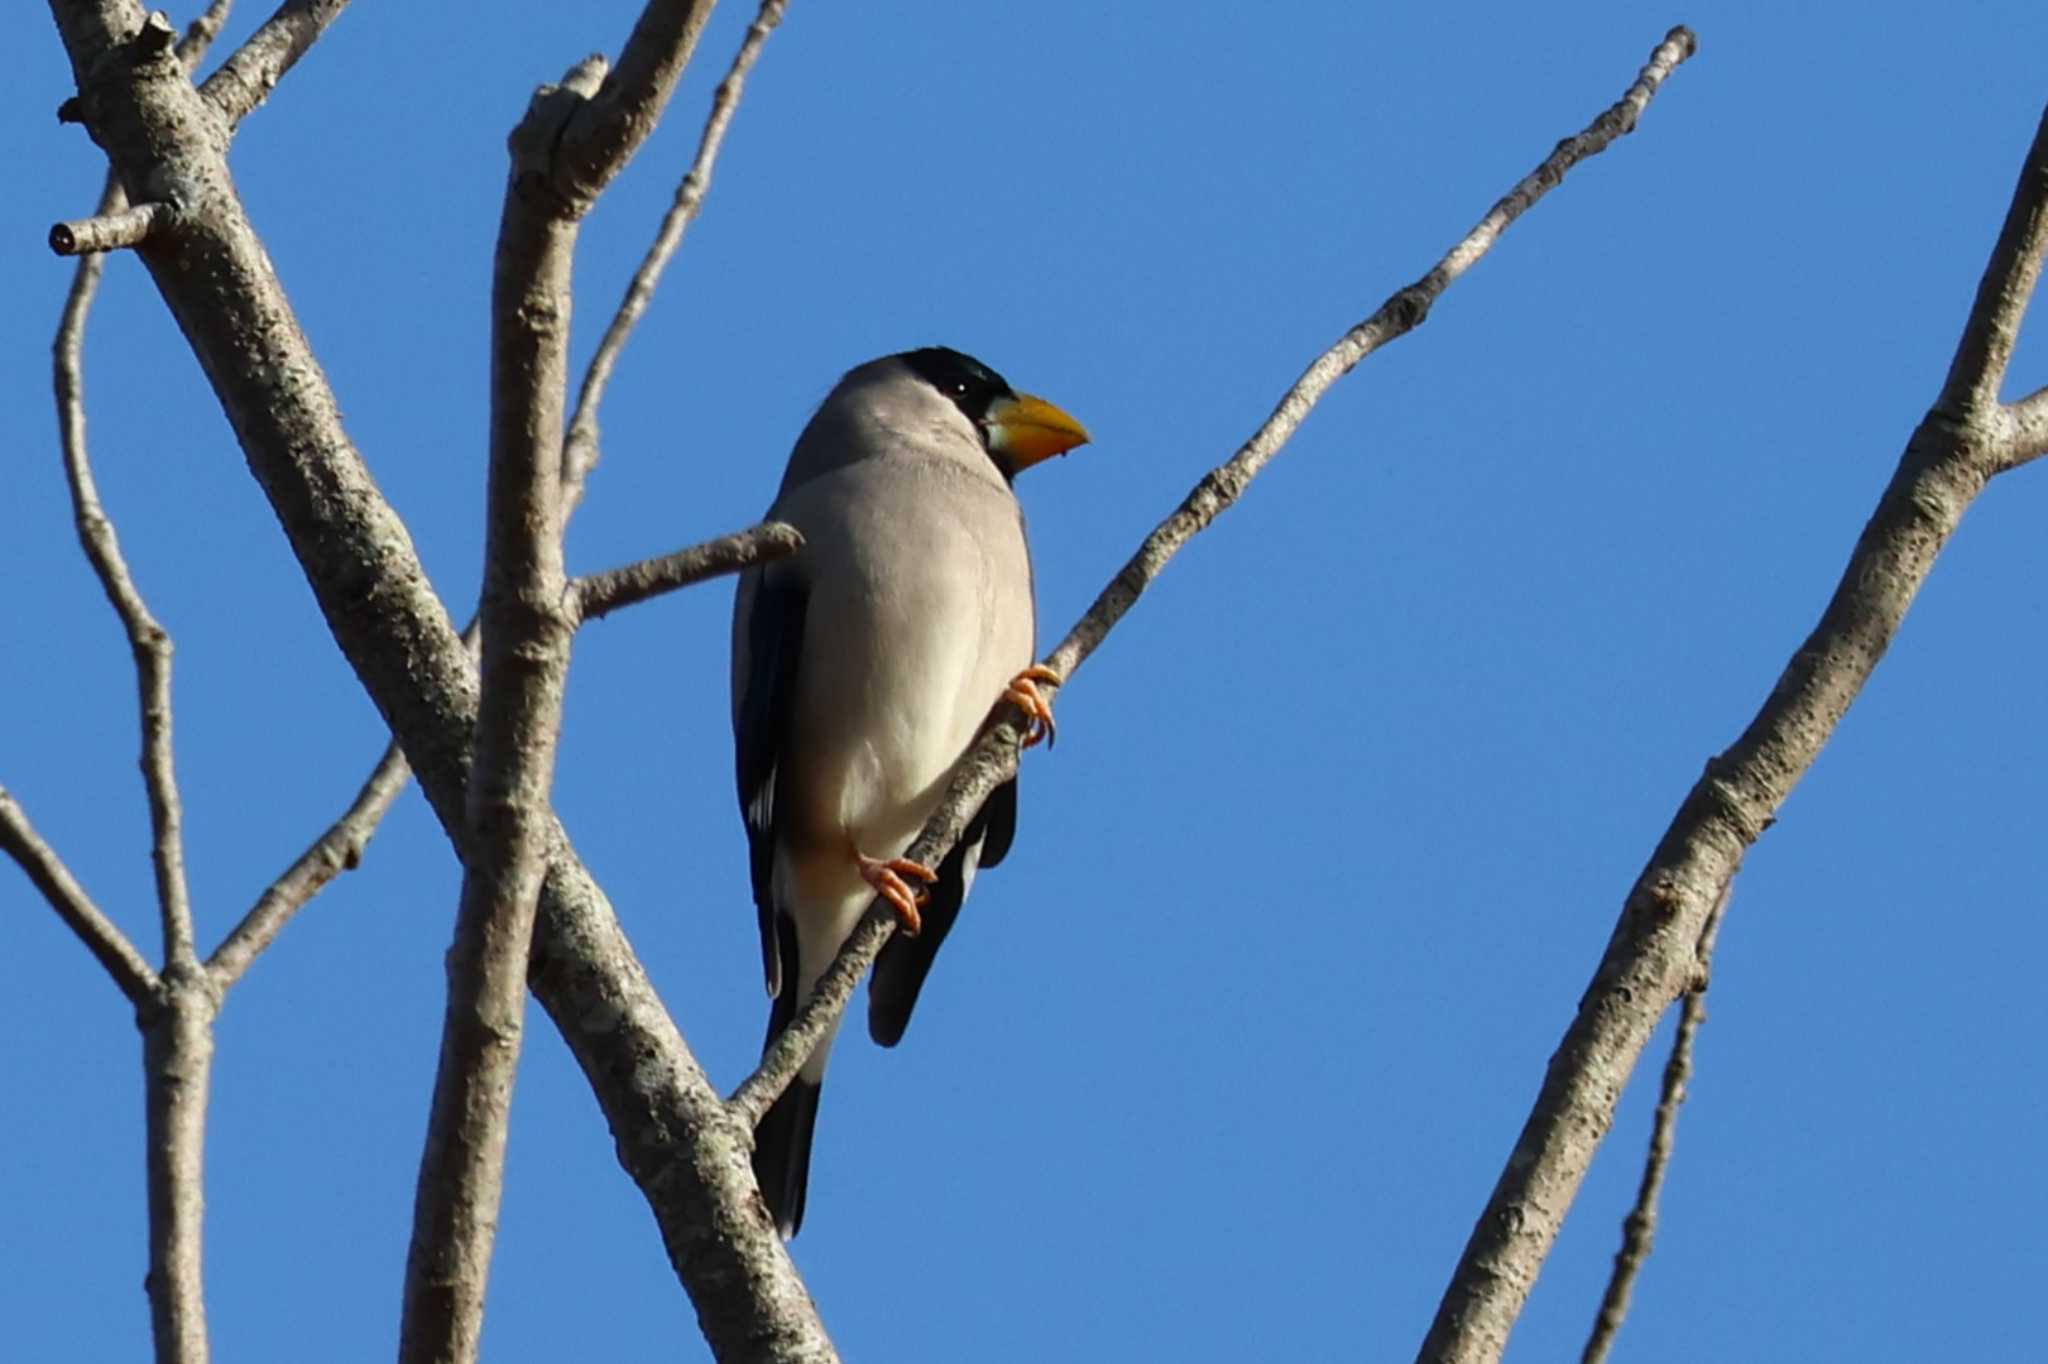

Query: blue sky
[6,2,2047,1360]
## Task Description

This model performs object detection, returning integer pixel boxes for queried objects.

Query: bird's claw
[857,854,938,935]
[1003,664,1062,749]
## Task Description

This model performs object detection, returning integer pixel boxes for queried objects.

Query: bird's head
[899,346,1091,482]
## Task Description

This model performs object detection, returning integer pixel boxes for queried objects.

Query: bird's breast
[781,466,1033,859]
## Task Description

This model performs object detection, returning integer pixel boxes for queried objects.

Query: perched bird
[731,347,1090,1236]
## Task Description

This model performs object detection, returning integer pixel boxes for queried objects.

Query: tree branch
[550,0,720,214]
[45,3,833,1351]
[27,19,243,1357]
[572,521,802,624]
[564,0,788,500]
[401,10,830,1358]
[206,738,411,987]
[1416,94,2048,1364]
[52,157,198,975]
[49,0,237,254]
[50,200,164,254]
[142,971,219,1364]
[0,786,156,1004]
[1936,107,2048,421]
[396,55,601,1364]
[1996,383,2048,467]
[198,0,352,128]
[727,894,896,1124]
[1580,886,1729,1364]
[733,23,1701,1129]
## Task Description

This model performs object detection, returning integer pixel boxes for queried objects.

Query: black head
[900,347,1016,430]
[894,346,1090,482]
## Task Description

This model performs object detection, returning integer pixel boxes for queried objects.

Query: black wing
[867,775,1018,1047]
[734,570,809,998]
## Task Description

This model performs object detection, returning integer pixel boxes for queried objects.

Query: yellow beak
[986,392,1091,471]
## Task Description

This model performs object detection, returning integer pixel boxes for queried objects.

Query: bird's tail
[752,1069,823,1239]
[753,914,836,1237]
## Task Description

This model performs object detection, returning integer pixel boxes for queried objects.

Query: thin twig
[728,900,888,1122]
[199,0,354,128]
[1580,886,1730,1364]
[0,786,156,1004]
[207,738,412,987]
[563,0,789,503]
[730,24,1702,1127]
[1936,111,2048,420]
[216,626,473,987]
[54,177,199,974]
[180,1,236,63]
[32,15,237,1354]
[572,521,801,624]
[1418,97,2048,1364]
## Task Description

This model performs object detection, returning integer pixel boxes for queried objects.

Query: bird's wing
[979,768,1019,870]
[868,775,1017,1047]
[733,565,810,999]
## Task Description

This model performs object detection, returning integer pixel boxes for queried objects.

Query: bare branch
[47,0,224,244]
[53,171,199,974]
[50,200,164,255]
[1580,886,1730,1364]
[727,896,892,1124]
[1050,28,1696,684]
[403,0,784,1340]
[551,0,720,214]
[397,60,587,1364]
[1936,106,2048,421]
[1997,383,2048,468]
[198,0,353,127]
[1417,96,2048,1364]
[142,975,219,1364]
[50,4,832,1357]
[206,738,411,987]
[0,786,156,1004]
[733,24,1701,1128]
[564,0,789,500]
[573,521,802,624]
[35,12,235,1341]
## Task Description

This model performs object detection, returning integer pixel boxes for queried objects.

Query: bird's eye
[951,380,970,396]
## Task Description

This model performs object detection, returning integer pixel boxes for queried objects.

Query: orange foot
[1003,664,1062,749]
[857,853,938,935]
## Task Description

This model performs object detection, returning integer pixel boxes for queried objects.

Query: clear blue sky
[6,3,2046,1360]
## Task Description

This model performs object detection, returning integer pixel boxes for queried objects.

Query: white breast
[776,455,1033,904]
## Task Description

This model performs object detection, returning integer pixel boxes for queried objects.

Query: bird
[730,346,1090,1237]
